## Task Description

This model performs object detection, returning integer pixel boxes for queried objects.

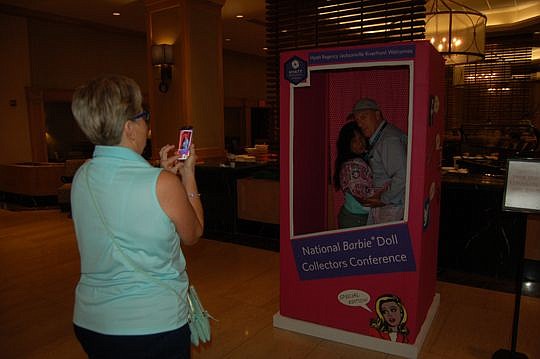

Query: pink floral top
[340,158,374,201]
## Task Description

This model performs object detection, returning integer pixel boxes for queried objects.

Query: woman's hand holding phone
[159,144,182,174]
[177,143,197,178]
[159,143,197,175]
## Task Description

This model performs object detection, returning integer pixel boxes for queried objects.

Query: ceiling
[0,0,538,58]
[0,0,267,56]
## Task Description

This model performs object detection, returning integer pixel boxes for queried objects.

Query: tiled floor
[1,208,539,358]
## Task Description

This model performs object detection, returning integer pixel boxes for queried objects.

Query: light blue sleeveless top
[71,145,188,335]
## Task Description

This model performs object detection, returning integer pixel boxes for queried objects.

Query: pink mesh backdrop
[328,67,411,225]
[292,73,329,235]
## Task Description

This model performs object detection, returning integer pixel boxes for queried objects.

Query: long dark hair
[333,121,366,191]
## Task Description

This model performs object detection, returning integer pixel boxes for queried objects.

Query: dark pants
[338,206,368,228]
[74,324,191,359]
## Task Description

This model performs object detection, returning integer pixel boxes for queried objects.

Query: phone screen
[177,129,193,160]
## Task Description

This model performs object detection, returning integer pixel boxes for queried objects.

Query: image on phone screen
[177,129,193,160]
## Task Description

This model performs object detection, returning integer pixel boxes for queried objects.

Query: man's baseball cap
[351,98,380,113]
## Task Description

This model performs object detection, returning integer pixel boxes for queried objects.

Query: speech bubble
[337,289,372,312]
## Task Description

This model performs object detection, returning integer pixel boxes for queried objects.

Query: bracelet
[187,192,201,199]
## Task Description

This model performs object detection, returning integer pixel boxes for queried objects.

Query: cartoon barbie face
[380,301,402,329]
[369,294,409,342]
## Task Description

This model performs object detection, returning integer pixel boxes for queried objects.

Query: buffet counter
[442,172,505,188]
[439,169,526,279]
[195,161,275,235]
[237,177,279,224]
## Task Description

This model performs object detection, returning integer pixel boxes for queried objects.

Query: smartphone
[177,129,193,160]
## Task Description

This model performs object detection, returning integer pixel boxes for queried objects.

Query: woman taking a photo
[70,74,203,358]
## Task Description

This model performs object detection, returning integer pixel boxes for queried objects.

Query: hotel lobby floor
[1,209,539,359]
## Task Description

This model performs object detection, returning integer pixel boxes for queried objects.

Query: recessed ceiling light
[225,38,231,42]
[263,47,268,51]
[235,14,244,19]
[112,12,121,16]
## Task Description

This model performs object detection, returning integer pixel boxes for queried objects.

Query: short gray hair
[71,74,143,145]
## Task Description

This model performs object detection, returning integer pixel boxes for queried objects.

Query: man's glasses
[130,110,150,124]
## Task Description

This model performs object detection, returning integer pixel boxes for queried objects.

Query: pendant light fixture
[425,0,487,65]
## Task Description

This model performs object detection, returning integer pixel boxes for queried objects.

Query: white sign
[503,159,540,213]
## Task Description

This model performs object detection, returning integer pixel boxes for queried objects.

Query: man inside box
[351,98,408,224]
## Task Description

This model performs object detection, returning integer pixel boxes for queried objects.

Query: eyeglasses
[130,110,150,124]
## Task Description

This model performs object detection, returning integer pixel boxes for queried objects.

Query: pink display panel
[278,41,445,349]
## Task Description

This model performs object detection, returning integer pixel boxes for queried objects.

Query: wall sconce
[151,44,174,93]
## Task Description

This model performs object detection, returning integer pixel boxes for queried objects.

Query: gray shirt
[368,121,408,205]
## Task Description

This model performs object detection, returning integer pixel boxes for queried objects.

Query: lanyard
[369,121,388,149]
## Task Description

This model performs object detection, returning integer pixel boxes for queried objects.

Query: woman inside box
[334,120,384,228]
